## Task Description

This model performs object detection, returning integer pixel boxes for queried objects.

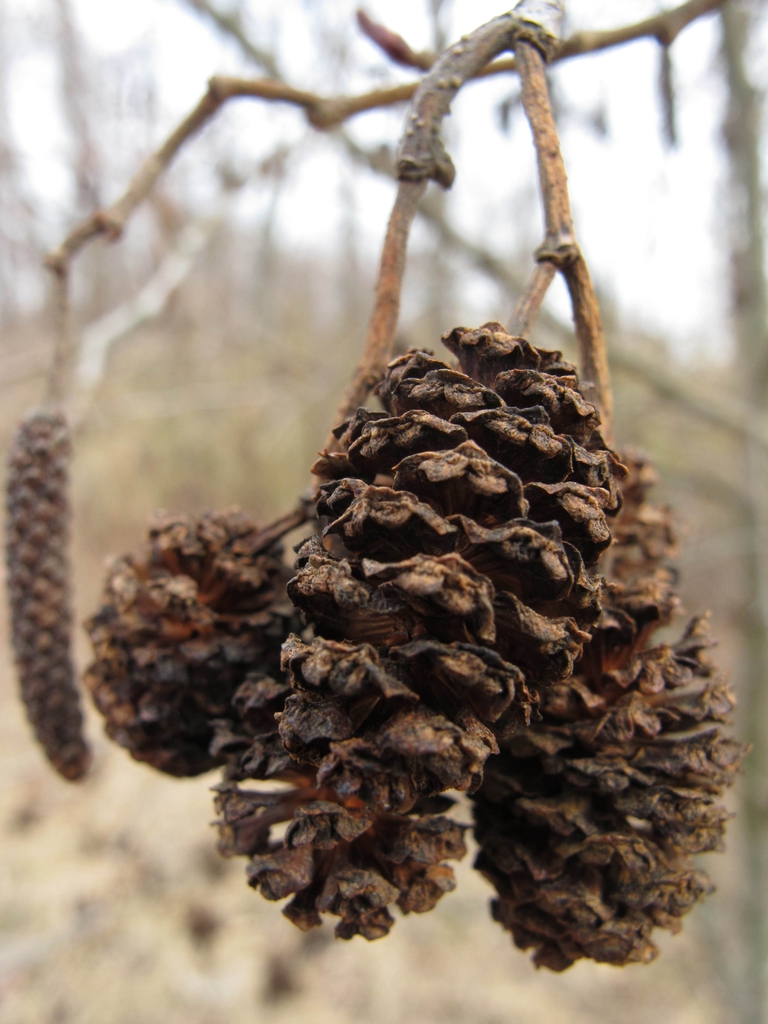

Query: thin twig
[396,11,527,189]
[327,178,426,444]
[179,0,281,78]
[46,88,223,273]
[44,75,418,278]
[42,0,725,416]
[335,0,660,444]
[515,37,613,440]
[328,5,541,441]
[340,131,768,456]
[47,0,725,277]
[252,500,316,554]
[508,261,556,336]
[557,0,723,57]
[360,0,725,76]
[562,254,613,437]
[515,44,575,258]
[46,267,71,405]
[327,2,559,444]
[659,43,678,147]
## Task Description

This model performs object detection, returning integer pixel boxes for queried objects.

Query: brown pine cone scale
[472,453,747,970]
[215,774,467,940]
[85,509,298,776]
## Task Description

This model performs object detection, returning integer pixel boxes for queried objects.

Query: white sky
[5,0,755,361]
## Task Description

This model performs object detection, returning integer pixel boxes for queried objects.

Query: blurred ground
[0,658,729,1024]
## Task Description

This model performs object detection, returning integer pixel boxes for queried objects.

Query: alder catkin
[218,322,622,939]
[6,409,90,781]
[472,453,747,970]
[85,509,299,777]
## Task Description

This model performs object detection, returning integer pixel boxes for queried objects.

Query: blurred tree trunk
[52,0,101,211]
[721,3,768,1022]
[0,0,40,326]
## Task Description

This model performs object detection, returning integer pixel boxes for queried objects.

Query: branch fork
[43,0,722,437]
[339,0,613,445]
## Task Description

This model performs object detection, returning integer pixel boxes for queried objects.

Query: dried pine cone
[216,322,625,940]
[472,453,747,970]
[6,409,91,781]
[213,616,469,941]
[289,323,622,812]
[85,508,298,777]
[215,772,467,940]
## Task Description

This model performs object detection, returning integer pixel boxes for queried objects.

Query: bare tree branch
[46,267,72,405]
[396,10,531,190]
[356,0,726,75]
[389,3,613,436]
[330,4,554,443]
[46,88,223,273]
[43,0,727,421]
[75,202,227,390]
[514,37,613,438]
[659,43,679,147]
[44,75,417,276]
[340,130,768,455]
[509,261,556,336]
[557,0,724,58]
[328,179,426,442]
[47,0,726,278]
[177,0,281,78]
[53,0,102,210]
[329,1,613,454]
[250,500,316,553]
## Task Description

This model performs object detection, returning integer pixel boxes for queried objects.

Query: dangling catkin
[6,409,90,780]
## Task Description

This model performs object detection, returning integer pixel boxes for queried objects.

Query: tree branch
[46,267,72,405]
[46,87,223,273]
[514,25,613,440]
[328,3,559,443]
[508,261,556,336]
[340,131,768,455]
[250,499,316,553]
[356,0,726,77]
[178,0,281,78]
[557,0,724,58]
[43,0,727,416]
[47,0,726,277]
[328,178,426,444]
[659,43,678,147]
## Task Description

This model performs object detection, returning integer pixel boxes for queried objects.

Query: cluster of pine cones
[82,322,745,968]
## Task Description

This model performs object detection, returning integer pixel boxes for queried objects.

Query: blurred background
[0,0,765,1021]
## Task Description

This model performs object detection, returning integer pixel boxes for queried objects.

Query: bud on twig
[356,10,433,70]
[6,410,90,780]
